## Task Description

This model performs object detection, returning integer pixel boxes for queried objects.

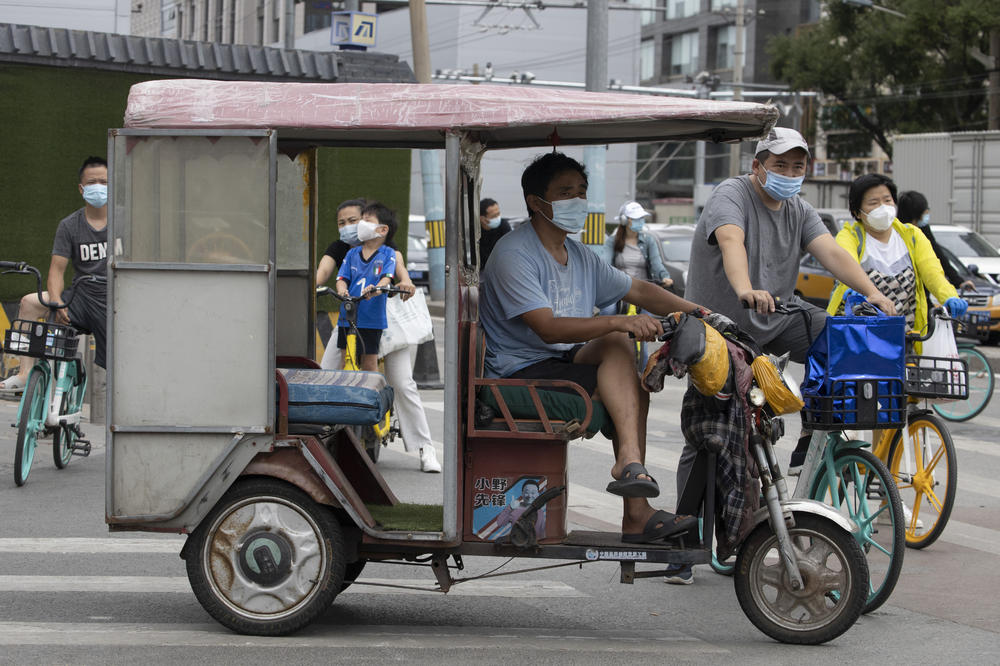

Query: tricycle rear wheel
[185,477,346,635]
[734,512,868,645]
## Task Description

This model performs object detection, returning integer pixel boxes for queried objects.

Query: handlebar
[316,284,410,302]
[0,261,102,311]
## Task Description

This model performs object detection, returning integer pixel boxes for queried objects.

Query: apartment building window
[709,24,733,70]
[663,31,699,77]
[214,0,224,41]
[634,0,658,26]
[305,0,335,34]
[640,38,655,82]
[257,0,265,44]
[272,0,281,43]
[162,1,178,36]
[228,0,236,42]
[667,0,699,19]
[710,0,737,9]
[202,0,210,40]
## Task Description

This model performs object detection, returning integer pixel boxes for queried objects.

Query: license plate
[409,270,425,279]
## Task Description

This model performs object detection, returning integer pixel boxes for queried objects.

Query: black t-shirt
[323,239,351,267]
[479,219,512,268]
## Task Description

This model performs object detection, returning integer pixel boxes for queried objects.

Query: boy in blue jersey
[335,202,398,372]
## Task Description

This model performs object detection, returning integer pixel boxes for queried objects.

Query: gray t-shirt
[51,208,108,294]
[479,221,631,377]
[685,176,826,344]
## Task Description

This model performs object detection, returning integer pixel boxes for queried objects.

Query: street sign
[331,11,377,49]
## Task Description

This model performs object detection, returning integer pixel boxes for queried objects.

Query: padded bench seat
[278,368,394,427]
[477,385,614,439]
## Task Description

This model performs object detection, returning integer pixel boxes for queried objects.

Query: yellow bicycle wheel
[887,413,957,549]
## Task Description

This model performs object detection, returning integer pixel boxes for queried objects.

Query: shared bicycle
[932,309,994,423]
[317,284,408,462]
[0,261,97,486]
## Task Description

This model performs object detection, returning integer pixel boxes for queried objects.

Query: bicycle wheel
[932,346,994,422]
[888,413,957,549]
[809,448,904,613]
[53,361,86,469]
[14,371,47,486]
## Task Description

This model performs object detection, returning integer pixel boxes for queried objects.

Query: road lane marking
[0,538,184,553]
[0,622,725,652]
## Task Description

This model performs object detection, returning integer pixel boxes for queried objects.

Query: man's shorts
[63,285,106,369]
[337,326,382,357]
[507,344,598,396]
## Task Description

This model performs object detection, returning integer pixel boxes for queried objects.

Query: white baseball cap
[619,201,651,222]
[755,127,810,157]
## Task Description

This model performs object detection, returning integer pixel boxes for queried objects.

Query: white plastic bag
[919,317,965,401]
[379,288,434,358]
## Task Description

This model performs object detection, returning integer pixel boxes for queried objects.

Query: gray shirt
[51,208,108,294]
[479,221,631,377]
[685,176,826,344]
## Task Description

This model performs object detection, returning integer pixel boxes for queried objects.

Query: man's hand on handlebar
[738,289,776,314]
[619,313,664,341]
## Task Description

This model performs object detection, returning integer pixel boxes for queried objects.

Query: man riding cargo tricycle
[104,80,868,644]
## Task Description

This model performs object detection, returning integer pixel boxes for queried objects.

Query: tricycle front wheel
[185,477,346,635]
[734,513,868,645]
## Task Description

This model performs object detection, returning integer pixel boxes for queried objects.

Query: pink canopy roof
[123,79,778,149]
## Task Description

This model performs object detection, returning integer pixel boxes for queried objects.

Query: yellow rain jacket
[827,219,958,352]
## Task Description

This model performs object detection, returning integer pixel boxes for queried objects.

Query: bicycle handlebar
[316,284,410,302]
[0,261,100,311]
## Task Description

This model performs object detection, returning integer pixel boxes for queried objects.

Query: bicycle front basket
[2,319,79,360]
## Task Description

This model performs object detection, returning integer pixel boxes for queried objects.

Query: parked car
[646,224,695,296]
[795,253,836,307]
[929,225,1000,284]
[406,215,429,288]
[935,245,1000,343]
[814,208,853,236]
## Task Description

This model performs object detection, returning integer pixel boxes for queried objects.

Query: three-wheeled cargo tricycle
[105,79,868,644]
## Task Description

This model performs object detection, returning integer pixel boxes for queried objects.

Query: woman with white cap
[602,200,674,291]
[601,200,674,368]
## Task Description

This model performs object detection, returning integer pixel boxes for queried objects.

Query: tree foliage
[768,0,1000,159]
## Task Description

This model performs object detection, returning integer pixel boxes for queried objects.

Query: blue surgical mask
[629,218,645,232]
[760,170,804,201]
[485,216,502,230]
[539,196,588,233]
[919,212,931,227]
[339,223,359,246]
[82,184,107,208]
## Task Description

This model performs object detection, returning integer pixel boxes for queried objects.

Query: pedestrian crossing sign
[331,11,377,49]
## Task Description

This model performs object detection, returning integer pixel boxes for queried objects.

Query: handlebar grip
[0,261,27,270]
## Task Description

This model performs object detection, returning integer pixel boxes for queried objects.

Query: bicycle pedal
[71,440,91,456]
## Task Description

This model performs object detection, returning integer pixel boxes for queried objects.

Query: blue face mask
[485,216,502,230]
[82,184,107,208]
[539,196,588,233]
[628,218,645,232]
[339,223,359,246]
[919,212,931,227]
[760,169,804,201]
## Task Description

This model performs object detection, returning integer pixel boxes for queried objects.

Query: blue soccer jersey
[336,244,396,329]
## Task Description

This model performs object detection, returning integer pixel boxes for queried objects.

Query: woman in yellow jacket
[828,174,968,347]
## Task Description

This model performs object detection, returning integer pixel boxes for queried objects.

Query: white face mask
[864,204,896,232]
[485,216,502,230]
[357,219,383,242]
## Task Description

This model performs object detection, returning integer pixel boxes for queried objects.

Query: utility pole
[583,0,609,254]
[410,0,447,301]
[728,0,745,177]
[991,29,1000,131]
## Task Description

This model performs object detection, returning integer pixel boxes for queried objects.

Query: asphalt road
[0,321,998,664]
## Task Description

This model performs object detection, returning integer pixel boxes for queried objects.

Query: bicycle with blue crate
[0,261,96,486]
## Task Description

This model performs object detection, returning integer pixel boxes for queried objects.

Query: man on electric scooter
[479,152,703,544]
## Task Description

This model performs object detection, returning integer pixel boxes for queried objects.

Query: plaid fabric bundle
[680,339,760,551]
